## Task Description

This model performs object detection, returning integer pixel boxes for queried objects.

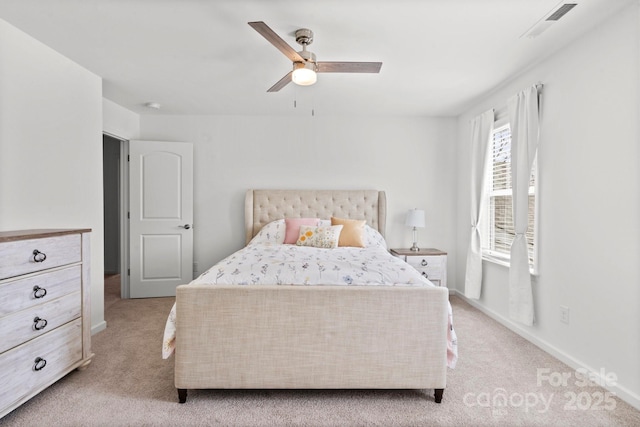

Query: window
[481,124,537,268]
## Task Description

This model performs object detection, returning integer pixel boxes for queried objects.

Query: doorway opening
[103,134,120,275]
[103,133,129,299]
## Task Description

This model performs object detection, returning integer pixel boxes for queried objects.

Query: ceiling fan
[248,21,382,92]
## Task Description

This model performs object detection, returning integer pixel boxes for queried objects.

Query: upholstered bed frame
[244,189,387,244]
[174,189,448,404]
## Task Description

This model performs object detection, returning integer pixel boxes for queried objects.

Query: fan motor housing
[295,28,314,46]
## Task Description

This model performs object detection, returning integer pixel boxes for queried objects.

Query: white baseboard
[91,320,107,335]
[451,290,640,411]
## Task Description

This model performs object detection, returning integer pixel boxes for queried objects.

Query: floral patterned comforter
[194,243,429,287]
[162,225,457,367]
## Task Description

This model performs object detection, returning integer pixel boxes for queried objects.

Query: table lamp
[405,209,425,251]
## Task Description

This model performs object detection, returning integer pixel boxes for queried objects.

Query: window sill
[482,254,510,268]
[482,254,539,276]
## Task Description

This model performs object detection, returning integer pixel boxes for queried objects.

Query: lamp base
[410,227,420,251]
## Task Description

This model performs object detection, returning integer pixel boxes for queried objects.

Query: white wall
[103,98,140,140]
[139,115,458,278]
[0,19,106,333]
[454,3,640,408]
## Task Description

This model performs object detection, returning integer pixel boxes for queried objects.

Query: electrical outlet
[560,305,570,324]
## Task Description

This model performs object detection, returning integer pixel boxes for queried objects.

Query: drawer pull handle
[33,357,47,371]
[421,259,428,266]
[32,250,47,263]
[421,271,429,278]
[33,316,48,331]
[33,286,47,299]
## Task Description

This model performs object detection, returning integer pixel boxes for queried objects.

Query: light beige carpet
[1,276,639,426]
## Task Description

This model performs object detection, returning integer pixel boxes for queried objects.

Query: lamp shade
[405,209,425,228]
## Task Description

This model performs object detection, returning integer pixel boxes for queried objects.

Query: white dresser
[390,248,448,288]
[0,229,93,418]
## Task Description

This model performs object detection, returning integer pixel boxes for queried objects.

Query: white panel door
[129,140,193,298]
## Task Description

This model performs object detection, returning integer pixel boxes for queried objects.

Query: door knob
[180,224,192,229]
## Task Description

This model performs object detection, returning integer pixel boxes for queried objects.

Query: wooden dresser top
[0,229,91,243]
[390,248,447,256]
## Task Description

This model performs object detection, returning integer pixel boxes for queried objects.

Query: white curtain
[464,109,494,299]
[507,85,540,325]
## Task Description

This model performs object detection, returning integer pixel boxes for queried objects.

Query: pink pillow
[284,218,320,244]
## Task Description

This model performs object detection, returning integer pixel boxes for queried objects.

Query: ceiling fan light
[292,62,317,86]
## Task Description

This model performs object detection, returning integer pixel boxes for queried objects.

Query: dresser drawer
[0,234,81,279]
[413,266,443,281]
[0,292,81,354]
[0,319,82,412]
[405,255,443,269]
[0,266,81,318]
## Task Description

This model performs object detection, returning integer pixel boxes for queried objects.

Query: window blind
[486,125,536,263]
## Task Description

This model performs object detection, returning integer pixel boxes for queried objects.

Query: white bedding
[162,221,458,367]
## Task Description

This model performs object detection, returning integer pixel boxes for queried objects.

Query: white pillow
[248,219,285,245]
[296,225,343,249]
[363,225,387,249]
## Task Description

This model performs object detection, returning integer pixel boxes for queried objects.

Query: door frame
[120,138,130,298]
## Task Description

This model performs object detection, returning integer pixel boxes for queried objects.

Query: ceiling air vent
[546,3,577,21]
[521,2,578,39]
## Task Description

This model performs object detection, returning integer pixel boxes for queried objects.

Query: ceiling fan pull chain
[294,85,298,108]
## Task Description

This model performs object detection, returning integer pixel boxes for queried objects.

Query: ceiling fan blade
[317,62,383,73]
[267,71,293,92]
[248,21,304,63]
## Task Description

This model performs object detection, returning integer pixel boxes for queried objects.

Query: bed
[163,189,455,404]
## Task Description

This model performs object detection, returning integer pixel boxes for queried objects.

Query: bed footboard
[175,284,448,399]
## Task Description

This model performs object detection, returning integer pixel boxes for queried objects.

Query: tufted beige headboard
[245,189,386,245]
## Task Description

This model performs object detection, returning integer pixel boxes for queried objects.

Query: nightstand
[390,248,447,288]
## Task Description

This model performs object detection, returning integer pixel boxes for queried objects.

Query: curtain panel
[507,85,540,325]
[464,109,494,299]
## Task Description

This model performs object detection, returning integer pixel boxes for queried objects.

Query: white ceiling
[0,0,632,116]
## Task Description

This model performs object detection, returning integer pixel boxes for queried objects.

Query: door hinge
[127,212,130,219]
[127,268,130,276]
[127,154,130,161]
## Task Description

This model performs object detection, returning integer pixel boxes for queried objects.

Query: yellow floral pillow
[296,225,343,249]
